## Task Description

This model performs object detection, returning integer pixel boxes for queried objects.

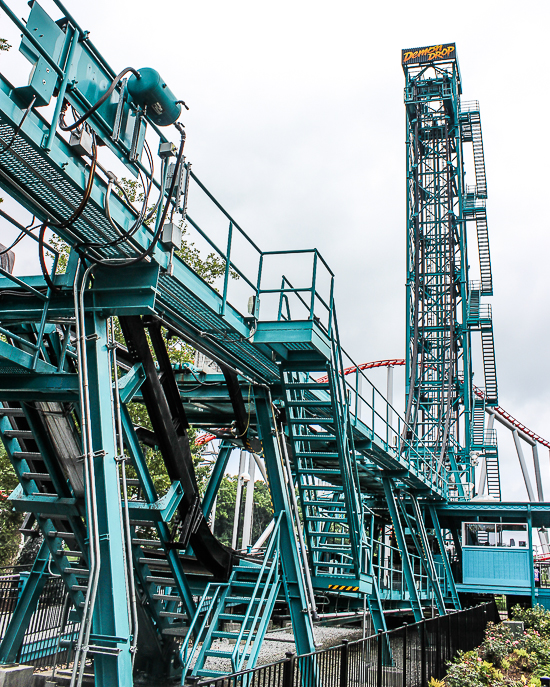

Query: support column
[202,442,233,519]
[232,450,247,549]
[513,430,536,501]
[428,506,461,610]
[0,540,50,662]
[85,312,132,686]
[241,453,256,550]
[381,478,423,622]
[254,389,316,657]
[409,496,446,615]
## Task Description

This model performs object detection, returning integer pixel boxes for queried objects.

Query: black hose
[39,134,98,290]
[79,126,186,268]
[0,96,37,156]
[59,67,140,132]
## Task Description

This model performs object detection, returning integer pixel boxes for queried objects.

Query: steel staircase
[480,327,498,406]
[461,104,492,295]
[475,211,493,296]
[484,437,501,500]
[468,287,498,406]
[180,516,282,680]
[0,398,197,660]
[470,111,487,198]
[281,354,365,590]
[471,397,485,449]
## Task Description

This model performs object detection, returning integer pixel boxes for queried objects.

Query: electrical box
[161,223,182,251]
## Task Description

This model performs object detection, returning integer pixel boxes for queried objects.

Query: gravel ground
[197,624,366,675]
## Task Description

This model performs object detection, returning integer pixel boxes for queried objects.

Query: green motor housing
[127,68,181,127]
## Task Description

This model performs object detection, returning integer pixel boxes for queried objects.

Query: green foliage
[213,476,273,548]
[0,443,22,566]
[116,176,234,287]
[435,610,550,687]
[0,38,10,52]
[480,622,515,667]
[512,605,550,638]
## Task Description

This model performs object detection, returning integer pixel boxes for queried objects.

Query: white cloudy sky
[1,0,549,501]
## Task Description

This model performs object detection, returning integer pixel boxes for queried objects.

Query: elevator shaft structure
[402,44,498,498]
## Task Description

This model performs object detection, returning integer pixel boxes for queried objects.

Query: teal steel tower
[402,43,499,499]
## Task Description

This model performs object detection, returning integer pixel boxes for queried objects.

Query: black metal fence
[0,568,80,669]
[190,600,499,687]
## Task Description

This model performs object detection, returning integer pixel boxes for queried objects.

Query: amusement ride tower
[402,43,498,499]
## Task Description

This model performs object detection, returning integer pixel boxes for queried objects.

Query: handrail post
[421,620,427,687]
[328,275,335,335]
[309,252,318,320]
[377,631,383,687]
[402,625,407,687]
[340,639,349,687]
[283,651,295,687]
[278,275,287,321]
[220,221,233,317]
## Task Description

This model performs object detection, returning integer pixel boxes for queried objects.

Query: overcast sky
[2,0,549,502]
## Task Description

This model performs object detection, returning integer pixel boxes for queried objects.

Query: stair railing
[231,512,283,671]
[180,582,228,675]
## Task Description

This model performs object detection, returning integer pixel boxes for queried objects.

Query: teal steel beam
[84,311,132,685]
[528,508,535,607]
[395,495,444,614]
[409,495,446,614]
[381,478,423,622]
[428,505,461,610]
[0,540,50,663]
[118,404,197,621]
[254,388,317,657]
[202,441,233,519]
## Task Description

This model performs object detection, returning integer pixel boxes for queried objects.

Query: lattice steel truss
[403,50,473,495]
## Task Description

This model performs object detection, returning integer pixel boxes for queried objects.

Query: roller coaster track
[197,359,550,450]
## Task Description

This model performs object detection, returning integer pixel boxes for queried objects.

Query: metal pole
[478,454,487,495]
[387,365,394,440]
[241,453,256,550]
[232,450,247,549]
[512,429,536,501]
[532,443,544,501]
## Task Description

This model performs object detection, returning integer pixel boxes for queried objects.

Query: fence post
[435,614,442,678]
[340,640,349,687]
[447,611,451,664]
[402,625,407,687]
[377,630,383,687]
[283,651,295,687]
[421,620,427,687]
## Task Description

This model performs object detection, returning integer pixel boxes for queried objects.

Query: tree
[0,444,23,567]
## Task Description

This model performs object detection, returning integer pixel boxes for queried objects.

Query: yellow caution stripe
[328,584,359,592]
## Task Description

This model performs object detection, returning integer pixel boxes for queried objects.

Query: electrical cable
[0,96,37,156]
[0,220,40,256]
[75,124,186,267]
[59,67,140,132]
[39,132,98,291]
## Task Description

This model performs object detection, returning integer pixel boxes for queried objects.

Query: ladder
[0,399,196,661]
[485,442,501,500]
[181,516,282,680]
[480,326,498,406]
[281,356,365,590]
[471,397,485,449]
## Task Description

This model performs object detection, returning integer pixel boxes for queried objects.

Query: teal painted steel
[127,68,182,127]
[403,45,498,499]
[0,540,50,663]
[382,479,423,622]
[84,312,133,684]
[428,505,461,610]
[254,389,317,658]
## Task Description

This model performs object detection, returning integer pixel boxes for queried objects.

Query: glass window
[464,523,496,546]
[496,524,528,548]
[463,523,528,548]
